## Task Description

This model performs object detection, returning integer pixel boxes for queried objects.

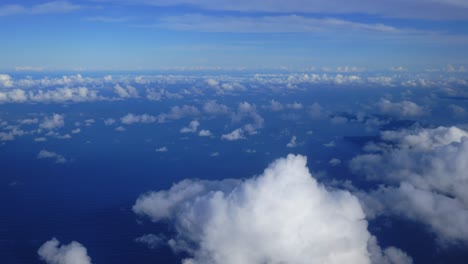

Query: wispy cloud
[0,1,81,17]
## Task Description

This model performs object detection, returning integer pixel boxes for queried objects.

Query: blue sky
[1,0,468,71]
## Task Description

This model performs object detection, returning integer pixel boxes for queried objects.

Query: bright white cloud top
[133,154,410,264]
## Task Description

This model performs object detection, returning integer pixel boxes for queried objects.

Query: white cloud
[286,102,303,110]
[122,0,468,19]
[0,87,101,104]
[157,105,200,123]
[157,14,403,34]
[114,84,139,98]
[351,126,468,243]
[40,114,65,130]
[180,120,200,133]
[0,74,13,87]
[121,113,157,125]
[198,129,212,137]
[286,135,298,148]
[38,238,91,264]
[233,102,264,135]
[135,234,165,249]
[377,99,425,117]
[266,100,284,111]
[103,118,116,126]
[134,154,408,264]
[37,150,67,163]
[221,128,245,141]
[329,158,342,166]
[115,126,126,132]
[203,100,230,115]
[156,146,168,152]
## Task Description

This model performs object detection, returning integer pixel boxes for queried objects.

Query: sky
[1,0,468,71]
[1,2,468,264]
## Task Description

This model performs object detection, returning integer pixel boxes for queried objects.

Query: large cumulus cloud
[351,126,468,243]
[134,154,409,264]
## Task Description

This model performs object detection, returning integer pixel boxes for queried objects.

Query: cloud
[157,105,200,123]
[40,114,65,130]
[377,99,425,117]
[37,150,67,163]
[221,128,245,141]
[350,126,468,243]
[154,14,406,34]
[135,234,165,249]
[155,146,168,152]
[0,87,101,104]
[180,120,200,133]
[203,100,230,115]
[119,0,468,19]
[114,84,139,98]
[0,1,81,17]
[329,158,342,166]
[232,102,264,135]
[0,74,13,87]
[198,129,212,137]
[121,113,157,125]
[103,118,116,126]
[133,154,409,264]
[286,135,298,148]
[38,238,91,264]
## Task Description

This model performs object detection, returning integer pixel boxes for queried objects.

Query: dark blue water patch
[369,217,468,264]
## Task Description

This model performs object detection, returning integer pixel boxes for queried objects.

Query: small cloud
[37,150,67,163]
[38,238,91,264]
[221,128,245,141]
[286,136,298,148]
[198,129,212,137]
[156,147,168,152]
[135,234,165,250]
[210,152,220,157]
[329,158,342,166]
[323,141,336,148]
[180,120,200,133]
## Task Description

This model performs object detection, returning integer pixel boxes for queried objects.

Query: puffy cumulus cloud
[114,84,138,98]
[0,89,27,103]
[350,126,468,243]
[377,99,425,117]
[28,87,100,103]
[203,100,230,115]
[38,238,91,264]
[157,105,200,123]
[180,120,200,133]
[134,154,409,264]
[233,102,264,135]
[0,74,13,88]
[121,113,157,125]
[37,150,67,163]
[40,114,65,130]
[221,128,245,141]
[198,129,212,137]
[0,87,101,104]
